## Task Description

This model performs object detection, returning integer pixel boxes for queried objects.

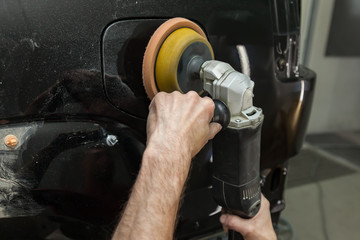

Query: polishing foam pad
[142,17,212,99]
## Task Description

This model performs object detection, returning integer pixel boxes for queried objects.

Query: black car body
[0,0,315,239]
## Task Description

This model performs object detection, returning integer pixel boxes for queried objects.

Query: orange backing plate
[142,17,208,99]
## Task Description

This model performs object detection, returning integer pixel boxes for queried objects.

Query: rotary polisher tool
[142,18,264,239]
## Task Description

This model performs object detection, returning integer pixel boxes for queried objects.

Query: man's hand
[220,194,277,240]
[146,91,222,181]
[147,91,221,157]
[112,91,221,240]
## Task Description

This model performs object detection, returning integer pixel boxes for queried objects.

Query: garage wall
[301,0,360,133]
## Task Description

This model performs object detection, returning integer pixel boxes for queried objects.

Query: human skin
[112,91,277,240]
[111,91,221,240]
[220,194,277,240]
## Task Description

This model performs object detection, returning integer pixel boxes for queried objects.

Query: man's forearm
[112,144,190,240]
[112,92,219,240]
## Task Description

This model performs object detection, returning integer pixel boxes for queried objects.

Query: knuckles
[153,91,166,102]
[170,90,182,97]
[225,216,237,228]
[185,90,198,99]
[152,91,215,116]
[202,97,215,111]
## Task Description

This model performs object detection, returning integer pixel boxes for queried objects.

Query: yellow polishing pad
[155,28,213,93]
[142,17,214,99]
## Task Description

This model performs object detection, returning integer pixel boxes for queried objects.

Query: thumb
[220,214,250,236]
[208,122,222,140]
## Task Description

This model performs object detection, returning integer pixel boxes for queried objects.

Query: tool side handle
[211,99,231,128]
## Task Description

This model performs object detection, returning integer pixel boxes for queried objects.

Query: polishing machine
[142,18,264,238]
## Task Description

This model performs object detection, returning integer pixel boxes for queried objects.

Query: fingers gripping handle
[211,99,230,128]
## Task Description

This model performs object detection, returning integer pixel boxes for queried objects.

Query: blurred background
[280,0,360,239]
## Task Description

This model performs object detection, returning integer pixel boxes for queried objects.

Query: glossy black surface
[102,19,162,118]
[0,0,315,239]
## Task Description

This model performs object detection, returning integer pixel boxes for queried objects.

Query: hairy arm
[112,91,221,240]
[111,145,188,239]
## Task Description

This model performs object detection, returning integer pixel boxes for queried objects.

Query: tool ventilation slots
[242,185,260,200]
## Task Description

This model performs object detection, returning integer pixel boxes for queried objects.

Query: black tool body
[212,121,263,239]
